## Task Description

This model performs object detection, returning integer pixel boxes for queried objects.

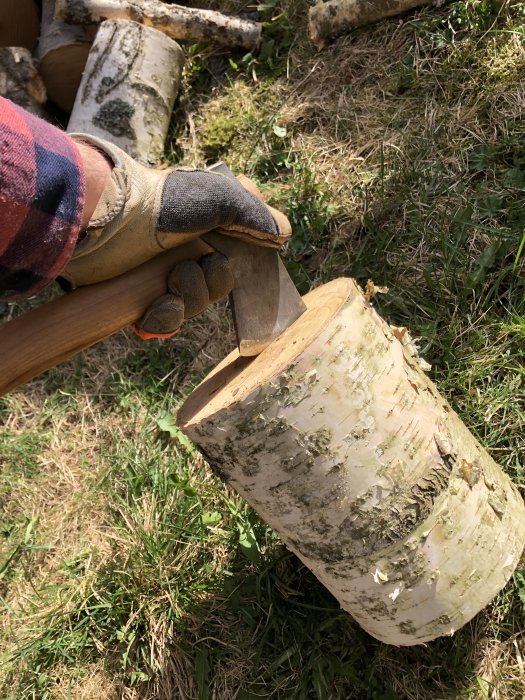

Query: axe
[0,162,306,397]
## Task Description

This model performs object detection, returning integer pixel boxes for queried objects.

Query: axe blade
[202,232,306,356]
[203,161,306,356]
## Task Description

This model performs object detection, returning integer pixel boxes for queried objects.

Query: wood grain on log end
[40,44,92,112]
[38,0,96,113]
[179,279,353,425]
[0,0,40,51]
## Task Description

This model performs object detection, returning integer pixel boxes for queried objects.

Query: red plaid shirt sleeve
[0,97,85,300]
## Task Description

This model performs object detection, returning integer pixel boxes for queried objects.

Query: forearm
[0,97,88,300]
[75,139,113,231]
[0,97,289,343]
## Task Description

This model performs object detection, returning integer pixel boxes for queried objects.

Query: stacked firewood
[0,0,445,166]
[0,0,263,163]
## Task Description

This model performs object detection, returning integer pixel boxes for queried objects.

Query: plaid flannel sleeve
[0,97,85,300]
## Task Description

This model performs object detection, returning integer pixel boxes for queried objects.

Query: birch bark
[55,0,262,51]
[67,19,184,165]
[178,278,525,645]
[308,0,435,47]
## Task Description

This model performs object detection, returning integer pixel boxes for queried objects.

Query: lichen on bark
[93,98,134,138]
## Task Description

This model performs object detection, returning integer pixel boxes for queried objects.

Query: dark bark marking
[93,98,135,138]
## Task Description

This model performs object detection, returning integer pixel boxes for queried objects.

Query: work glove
[64,134,291,338]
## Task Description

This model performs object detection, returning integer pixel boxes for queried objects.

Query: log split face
[179,278,525,646]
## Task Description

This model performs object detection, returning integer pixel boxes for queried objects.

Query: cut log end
[179,278,352,426]
[0,0,40,51]
[179,278,525,645]
[38,0,96,113]
[40,44,92,113]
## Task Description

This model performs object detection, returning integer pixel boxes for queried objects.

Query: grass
[1,0,525,697]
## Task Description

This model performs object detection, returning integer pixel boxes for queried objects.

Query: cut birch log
[67,19,184,165]
[308,0,435,47]
[37,0,96,113]
[178,278,525,645]
[54,0,262,51]
[0,47,47,116]
[0,0,40,52]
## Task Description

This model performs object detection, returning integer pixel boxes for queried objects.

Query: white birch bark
[178,278,525,646]
[0,48,47,116]
[37,0,95,113]
[67,19,184,165]
[308,0,435,47]
[55,0,262,51]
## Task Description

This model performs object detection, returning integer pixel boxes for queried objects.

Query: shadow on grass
[128,544,524,700]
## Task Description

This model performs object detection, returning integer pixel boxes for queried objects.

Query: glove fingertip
[136,293,185,338]
[131,323,180,341]
[201,252,234,303]
[168,261,210,319]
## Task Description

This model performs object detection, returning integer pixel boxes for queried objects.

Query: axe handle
[0,238,213,397]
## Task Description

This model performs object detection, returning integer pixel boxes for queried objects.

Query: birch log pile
[178,278,525,645]
[308,0,435,47]
[54,0,262,51]
[0,48,47,115]
[37,0,96,112]
[68,19,184,165]
[0,0,40,51]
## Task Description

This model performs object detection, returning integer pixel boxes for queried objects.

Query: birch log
[37,0,96,112]
[308,0,435,47]
[0,0,40,51]
[67,20,184,165]
[54,0,262,51]
[0,48,47,115]
[178,278,525,646]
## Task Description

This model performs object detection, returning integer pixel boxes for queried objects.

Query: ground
[1,0,524,698]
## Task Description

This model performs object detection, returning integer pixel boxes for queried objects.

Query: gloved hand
[64,134,291,337]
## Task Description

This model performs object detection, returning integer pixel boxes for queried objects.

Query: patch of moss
[443,32,525,99]
[198,81,278,167]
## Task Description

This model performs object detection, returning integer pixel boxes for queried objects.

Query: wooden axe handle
[0,238,213,397]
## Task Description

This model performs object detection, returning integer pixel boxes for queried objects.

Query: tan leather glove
[65,135,291,337]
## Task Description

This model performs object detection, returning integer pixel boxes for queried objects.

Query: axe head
[203,162,306,356]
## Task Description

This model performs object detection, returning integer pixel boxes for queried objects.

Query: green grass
[1,0,525,698]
